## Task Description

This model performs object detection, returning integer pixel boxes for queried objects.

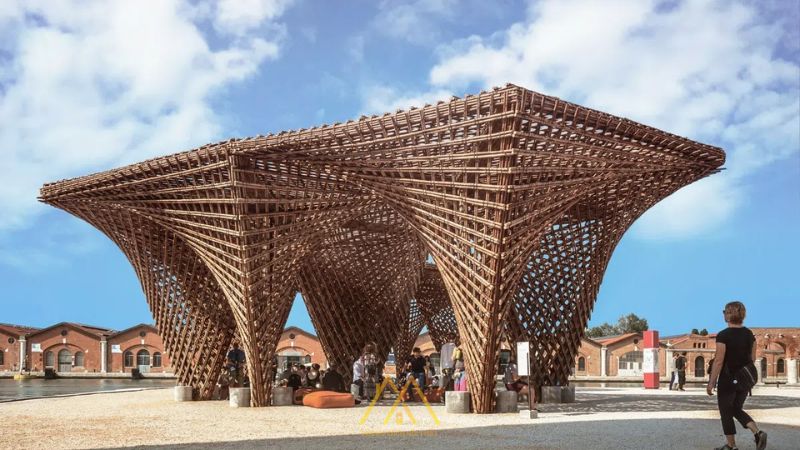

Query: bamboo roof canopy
[39,84,725,413]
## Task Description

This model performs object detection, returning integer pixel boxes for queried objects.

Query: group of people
[217,300,766,450]
[396,347,435,389]
[670,351,689,391]
[275,360,348,394]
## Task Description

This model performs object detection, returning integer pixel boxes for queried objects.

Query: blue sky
[1,0,798,337]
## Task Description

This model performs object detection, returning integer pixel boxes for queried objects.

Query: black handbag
[729,362,758,392]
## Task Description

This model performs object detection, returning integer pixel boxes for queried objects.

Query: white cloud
[422,0,800,240]
[372,0,458,45]
[631,176,741,240]
[0,219,102,273]
[360,85,454,115]
[213,0,294,36]
[0,0,292,232]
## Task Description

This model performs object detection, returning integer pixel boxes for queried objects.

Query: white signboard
[516,342,530,376]
[31,343,41,352]
[643,348,659,373]
[111,344,122,354]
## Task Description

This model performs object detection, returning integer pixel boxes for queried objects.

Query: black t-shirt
[227,348,245,364]
[287,373,302,389]
[410,355,426,373]
[675,356,686,370]
[716,327,755,373]
[321,370,345,392]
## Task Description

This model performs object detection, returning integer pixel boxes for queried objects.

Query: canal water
[0,378,175,402]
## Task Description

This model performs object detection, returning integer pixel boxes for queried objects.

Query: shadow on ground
[363,392,798,414]
[101,419,800,450]
[537,392,800,414]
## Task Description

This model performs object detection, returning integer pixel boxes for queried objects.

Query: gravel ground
[2,386,798,450]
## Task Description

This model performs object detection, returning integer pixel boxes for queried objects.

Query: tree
[699,328,708,336]
[691,328,700,335]
[586,313,648,337]
[617,313,648,333]
[586,322,618,338]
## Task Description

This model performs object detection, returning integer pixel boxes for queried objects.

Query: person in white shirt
[352,357,365,399]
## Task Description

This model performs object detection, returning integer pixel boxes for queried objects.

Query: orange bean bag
[294,387,318,405]
[302,390,355,408]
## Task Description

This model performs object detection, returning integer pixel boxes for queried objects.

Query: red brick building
[5,322,797,385]
[25,322,111,373]
[108,324,171,374]
[274,326,326,371]
[3,322,175,375]
[0,323,39,371]
[572,327,800,383]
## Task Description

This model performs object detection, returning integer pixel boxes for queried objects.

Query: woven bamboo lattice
[416,263,461,351]
[40,84,724,412]
[297,204,425,383]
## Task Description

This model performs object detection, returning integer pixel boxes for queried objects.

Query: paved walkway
[1,386,797,449]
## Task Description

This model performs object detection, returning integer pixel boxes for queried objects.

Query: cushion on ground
[294,387,318,405]
[302,390,355,408]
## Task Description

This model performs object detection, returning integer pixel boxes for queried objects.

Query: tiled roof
[0,323,40,335]
[26,322,114,338]
[594,332,640,346]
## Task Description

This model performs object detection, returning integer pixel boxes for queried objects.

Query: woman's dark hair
[724,301,746,325]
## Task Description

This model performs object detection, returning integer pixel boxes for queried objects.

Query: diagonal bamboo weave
[40,84,724,412]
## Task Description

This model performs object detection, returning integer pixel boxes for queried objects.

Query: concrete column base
[272,386,294,405]
[561,386,575,403]
[495,390,518,413]
[174,385,193,402]
[540,386,562,404]
[519,409,538,419]
[229,387,251,407]
[540,386,574,404]
[445,391,471,414]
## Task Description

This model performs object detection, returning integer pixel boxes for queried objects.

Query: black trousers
[717,388,754,435]
[678,370,686,387]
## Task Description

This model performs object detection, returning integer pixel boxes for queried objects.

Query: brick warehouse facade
[573,328,800,383]
[4,323,798,385]
[274,327,326,371]
[25,322,111,373]
[0,322,174,375]
[0,323,39,371]
[108,324,172,374]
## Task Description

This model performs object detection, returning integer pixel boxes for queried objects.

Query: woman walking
[707,301,767,450]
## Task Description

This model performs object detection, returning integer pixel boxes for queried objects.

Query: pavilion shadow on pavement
[98,419,800,450]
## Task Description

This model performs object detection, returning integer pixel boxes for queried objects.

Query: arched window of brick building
[57,349,71,372]
[153,352,162,368]
[45,351,54,368]
[777,358,785,374]
[694,356,705,377]
[0,351,4,365]
[124,351,134,367]
[74,351,84,367]
[577,357,586,372]
[137,349,150,367]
